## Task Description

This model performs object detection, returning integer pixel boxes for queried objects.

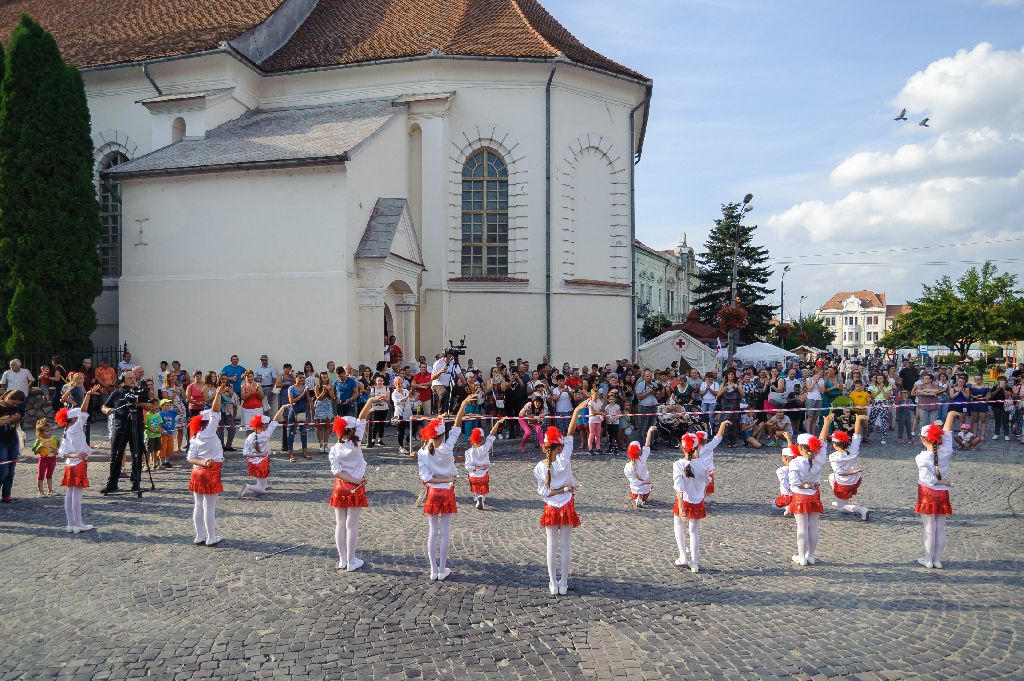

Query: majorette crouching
[915,412,958,569]
[624,427,656,509]
[784,416,831,566]
[186,387,225,546]
[534,398,591,596]
[465,418,505,510]
[56,386,101,533]
[239,405,288,499]
[673,420,729,573]
[417,394,473,581]
[328,394,386,572]
[829,414,870,521]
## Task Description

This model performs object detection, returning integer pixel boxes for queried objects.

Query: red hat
[420,418,444,441]
[55,408,70,427]
[627,442,642,460]
[249,414,267,431]
[680,433,697,452]
[332,416,347,437]
[695,431,707,447]
[797,433,822,453]
[543,426,563,447]
[923,423,943,445]
[469,428,485,446]
[787,444,800,458]
[830,430,851,446]
[189,414,204,437]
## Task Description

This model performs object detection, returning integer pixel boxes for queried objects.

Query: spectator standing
[218,374,239,451]
[0,390,26,502]
[117,351,136,374]
[253,355,278,413]
[48,355,68,413]
[387,335,404,367]
[899,359,920,399]
[275,364,296,412]
[221,354,246,394]
[1,360,34,418]
[239,371,264,434]
[333,367,361,418]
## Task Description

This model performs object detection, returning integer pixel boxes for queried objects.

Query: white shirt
[700,434,722,472]
[776,465,791,496]
[603,403,622,425]
[533,435,576,508]
[699,381,719,404]
[329,419,368,480]
[673,455,711,504]
[242,421,280,465]
[464,435,496,478]
[788,450,826,496]
[829,435,863,485]
[417,426,462,488]
[623,445,652,495]
[58,410,91,463]
[189,410,223,462]
[0,368,33,395]
[392,388,412,419]
[117,361,136,373]
[916,432,954,491]
[588,399,605,425]
[552,386,573,412]
[253,365,278,387]
[430,359,462,388]
[805,377,823,400]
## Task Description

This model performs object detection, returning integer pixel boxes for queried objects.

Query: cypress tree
[691,202,776,340]
[0,15,101,352]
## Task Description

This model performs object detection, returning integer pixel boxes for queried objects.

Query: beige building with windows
[633,236,697,348]
[2,0,653,368]
[814,290,907,356]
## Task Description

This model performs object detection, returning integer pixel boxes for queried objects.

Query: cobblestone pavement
[1,429,1022,680]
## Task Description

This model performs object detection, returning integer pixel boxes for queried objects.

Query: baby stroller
[656,405,709,447]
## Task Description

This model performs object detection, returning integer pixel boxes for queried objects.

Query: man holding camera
[430,350,463,414]
[100,371,153,494]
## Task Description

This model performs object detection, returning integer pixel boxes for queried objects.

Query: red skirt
[914,484,953,516]
[831,478,862,500]
[329,478,368,508]
[188,461,223,495]
[774,494,792,508]
[705,470,715,494]
[789,490,824,515]
[247,458,270,479]
[672,498,707,519]
[629,491,651,501]
[468,472,490,495]
[61,461,89,489]
[423,486,457,515]
[540,497,581,527]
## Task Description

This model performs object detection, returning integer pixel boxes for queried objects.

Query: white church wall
[117,167,349,370]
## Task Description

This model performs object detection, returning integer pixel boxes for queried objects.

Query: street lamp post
[727,194,754,361]
[779,264,791,326]
[799,295,807,321]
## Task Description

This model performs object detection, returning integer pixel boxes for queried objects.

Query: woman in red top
[239,370,264,434]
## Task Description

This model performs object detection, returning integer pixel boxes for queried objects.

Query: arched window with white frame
[461,148,508,277]
[98,151,128,277]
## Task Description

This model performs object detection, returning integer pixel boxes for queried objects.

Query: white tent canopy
[732,341,798,367]
[637,330,717,373]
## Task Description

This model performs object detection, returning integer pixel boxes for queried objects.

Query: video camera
[444,336,468,358]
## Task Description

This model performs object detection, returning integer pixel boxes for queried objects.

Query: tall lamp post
[727,193,754,361]
[799,295,807,321]
[779,265,791,325]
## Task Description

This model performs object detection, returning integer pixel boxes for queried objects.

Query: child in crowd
[37,365,52,402]
[158,399,177,468]
[624,427,656,509]
[604,393,623,454]
[145,407,163,470]
[587,388,604,455]
[774,445,794,516]
[465,419,505,510]
[32,418,59,497]
[739,406,762,448]
[954,423,981,450]
[849,381,871,442]
[894,388,915,444]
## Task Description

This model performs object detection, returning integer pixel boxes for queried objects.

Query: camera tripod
[102,391,156,499]
[441,337,468,415]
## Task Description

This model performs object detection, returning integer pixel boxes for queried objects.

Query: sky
[544,0,1024,319]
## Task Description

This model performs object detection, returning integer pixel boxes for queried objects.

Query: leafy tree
[641,313,673,341]
[0,15,102,352]
[771,316,835,350]
[879,262,1024,359]
[692,202,775,339]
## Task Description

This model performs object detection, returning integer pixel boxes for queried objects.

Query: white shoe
[806,555,816,565]
[437,568,451,581]
[480,497,486,510]
[1005,436,1010,441]
[549,582,558,595]
[782,509,792,516]
[674,557,688,567]
[429,571,438,581]
[398,447,407,455]
[880,439,886,445]
[205,535,223,547]
[238,485,248,499]
[76,525,94,532]
[194,536,208,545]
[475,496,484,510]
[337,560,347,570]
[634,498,642,510]
[346,557,364,572]
[861,509,870,521]
[690,565,699,573]
[992,434,999,440]
[932,560,943,569]
[792,555,807,566]
[831,501,839,507]
[558,582,568,595]
[917,558,934,569]
[66,525,75,533]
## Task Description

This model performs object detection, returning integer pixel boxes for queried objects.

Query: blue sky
[545,0,1024,316]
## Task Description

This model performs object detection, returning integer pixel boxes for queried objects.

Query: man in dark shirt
[101,372,150,494]
[899,359,920,399]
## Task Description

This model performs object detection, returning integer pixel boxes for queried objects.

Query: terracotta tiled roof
[665,309,724,343]
[818,290,886,311]
[886,304,910,318]
[262,0,646,79]
[0,1,284,68]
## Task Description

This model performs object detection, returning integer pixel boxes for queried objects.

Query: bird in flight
[919,118,930,127]
[894,108,908,121]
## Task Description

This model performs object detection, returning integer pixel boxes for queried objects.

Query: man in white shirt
[253,354,278,412]
[430,352,462,413]
[117,351,136,374]
[1,360,34,417]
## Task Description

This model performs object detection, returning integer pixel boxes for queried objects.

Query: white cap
[67,408,83,419]
[344,416,359,430]
[796,433,812,446]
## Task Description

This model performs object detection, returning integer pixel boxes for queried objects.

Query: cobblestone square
[1,434,1022,680]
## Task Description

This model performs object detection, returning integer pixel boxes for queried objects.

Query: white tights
[427,514,453,574]
[673,517,701,567]
[921,514,948,564]
[544,526,573,588]
[836,499,868,516]
[794,512,820,561]
[64,487,83,527]
[334,507,363,563]
[244,477,268,495]
[192,493,218,540]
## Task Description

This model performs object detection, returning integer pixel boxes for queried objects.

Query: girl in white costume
[186,387,224,546]
[784,417,830,566]
[535,398,591,596]
[828,414,870,520]
[465,418,505,510]
[914,412,958,569]
[239,404,289,498]
[328,395,387,572]
[773,445,794,516]
[673,421,729,572]
[624,427,656,509]
[417,395,473,581]
[56,386,101,533]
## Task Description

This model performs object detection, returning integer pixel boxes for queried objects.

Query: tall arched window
[98,151,128,277]
[461,148,508,276]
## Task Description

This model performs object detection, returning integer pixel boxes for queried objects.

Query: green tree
[640,312,673,341]
[771,316,836,350]
[0,15,102,352]
[692,202,775,339]
[879,262,1024,359]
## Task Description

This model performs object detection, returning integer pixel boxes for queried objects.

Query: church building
[0,0,651,368]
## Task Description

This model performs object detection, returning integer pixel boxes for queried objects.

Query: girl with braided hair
[914,411,959,569]
[534,397,591,596]
[673,420,729,572]
[623,426,656,509]
[784,415,831,566]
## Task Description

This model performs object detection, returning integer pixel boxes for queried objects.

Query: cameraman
[101,371,153,494]
[430,350,463,413]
